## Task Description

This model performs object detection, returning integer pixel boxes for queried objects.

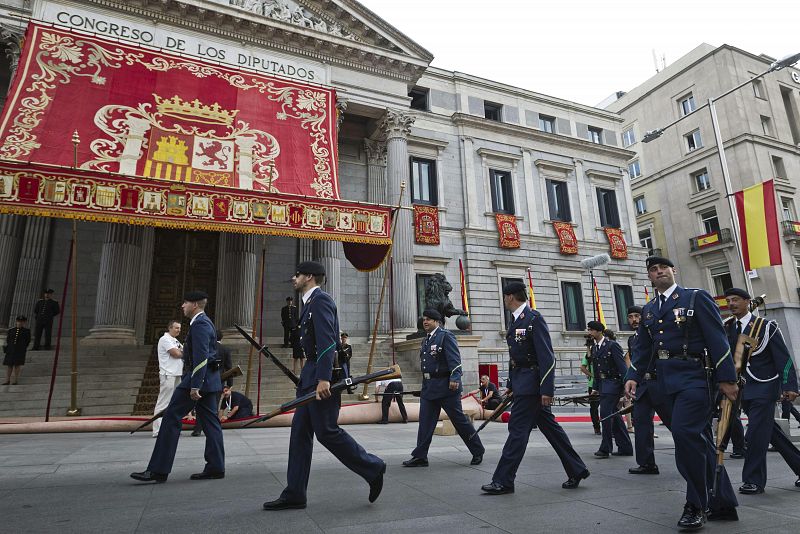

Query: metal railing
[689,228,732,252]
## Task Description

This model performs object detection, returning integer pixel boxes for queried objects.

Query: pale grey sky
[358,0,798,107]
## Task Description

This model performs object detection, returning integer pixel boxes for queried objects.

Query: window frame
[622,127,636,147]
[686,129,702,151]
[752,78,766,100]
[628,159,641,179]
[634,195,647,216]
[692,168,711,192]
[710,265,733,296]
[409,87,430,111]
[679,93,697,116]
[546,178,572,222]
[639,228,653,250]
[772,155,787,180]
[561,281,586,332]
[415,273,435,319]
[596,187,621,228]
[410,156,438,206]
[699,208,720,235]
[781,196,796,222]
[587,126,603,144]
[539,114,556,133]
[484,101,503,122]
[489,168,515,215]
[613,285,635,331]
[761,115,773,137]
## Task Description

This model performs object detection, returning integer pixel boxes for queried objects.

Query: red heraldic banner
[552,221,578,255]
[0,24,339,198]
[495,213,520,248]
[603,227,628,259]
[414,204,440,245]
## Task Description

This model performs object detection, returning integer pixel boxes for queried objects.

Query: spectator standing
[281,297,297,348]
[153,320,183,438]
[32,289,59,350]
[3,315,31,385]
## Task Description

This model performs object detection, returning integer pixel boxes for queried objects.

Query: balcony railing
[782,220,800,237]
[689,228,732,252]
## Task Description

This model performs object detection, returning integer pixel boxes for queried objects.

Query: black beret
[45,288,54,294]
[646,256,674,269]
[422,308,442,321]
[183,290,209,302]
[15,315,27,321]
[502,281,527,296]
[587,320,605,332]
[340,332,349,337]
[724,287,751,300]
[627,305,643,315]
[296,261,325,276]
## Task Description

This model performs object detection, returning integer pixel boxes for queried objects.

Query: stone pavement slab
[0,421,798,533]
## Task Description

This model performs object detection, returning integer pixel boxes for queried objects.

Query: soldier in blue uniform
[482,282,589,494]
[625,257,738,530]
[263,261,386,510]
[723,288,800,494]
[402,308,485,467]
[131,290,225,483]
[588,320,633,458]
[626,305,673,474]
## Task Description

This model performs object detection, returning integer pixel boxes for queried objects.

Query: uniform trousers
[152,374,181,436]
[668,387,737,511]
[411,394,484,460]
[598,393,633,454]
[492,394,587,488]
[742,398,800,488]
[588,387,600,432]
[147,387,224,475]
[281,389,384,503]
[631,384,673,467]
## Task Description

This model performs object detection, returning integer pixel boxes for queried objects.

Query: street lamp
[641,50,800,295]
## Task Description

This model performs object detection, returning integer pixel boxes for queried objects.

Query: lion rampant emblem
[195,139,231,169]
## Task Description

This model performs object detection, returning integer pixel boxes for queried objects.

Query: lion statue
[423,273,467,326]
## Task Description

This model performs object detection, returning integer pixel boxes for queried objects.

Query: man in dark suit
[588,320,633,458]
[482,282,589,494]
[281,296,297,348]
[723,288,800,494]
[131,290,225,483]
[263,261,386,510]
[32,289,59,350]
[625,256,738,530]
[402,308,485,467]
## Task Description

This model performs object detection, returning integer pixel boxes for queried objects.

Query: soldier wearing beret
[3,315,30,385]
[626,304,673,475]
[131,290,225,483]
[402,308,485,468]
[482,282,588,494]
[723,288,800,494]
[625,256,738,529]
[264,261,386,510]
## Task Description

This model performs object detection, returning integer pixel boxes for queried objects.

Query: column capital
[379,109,415,140]
[364,138,387,166]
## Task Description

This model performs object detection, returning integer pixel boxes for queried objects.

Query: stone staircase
[0,344,151,418]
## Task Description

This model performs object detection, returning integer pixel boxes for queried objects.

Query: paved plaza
[1,417,799,533]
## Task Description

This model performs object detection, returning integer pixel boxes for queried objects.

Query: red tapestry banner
[0,160,390,244]
[0,23,339,198]
[604,227,628,259]
[552,221,578,255]
[414,204,440,245]
[495,213,520,249]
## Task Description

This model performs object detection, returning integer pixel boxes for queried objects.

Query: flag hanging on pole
[593,278,606,325]
[459,259,470,314]
[526,268,537,310]
[734,179,782,270]
[644,286,651,302]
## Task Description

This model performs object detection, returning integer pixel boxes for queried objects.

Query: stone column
[10,216,52,327]
[0,214,24,326]
[365,139,390,333]
[216,233,258,337]
[314,239,342,308]
[84,224,144,345]
[380,109,416,331]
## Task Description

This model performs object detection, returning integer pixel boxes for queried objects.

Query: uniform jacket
[180,312,221,392]
[4,327,30,357]
[505,306,556,397]
[33,299,59,322]
[626,331,662,399]
[297,288,339,390]
[725,315,799,401]
[419,327,463,400]
[281,304,297,328]
[628,286,735,395]
[591,338,626,395]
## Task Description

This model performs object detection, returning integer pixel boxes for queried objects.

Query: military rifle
[599,402,633,423]
[242,364,402,427]
[552,393,600,407]
[468,392,513,440]
[234,323,299,386]
[374,391,421,397]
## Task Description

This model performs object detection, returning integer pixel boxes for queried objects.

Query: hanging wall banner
[495,213,520,249]
[413,204,440,245]
[603,227,628,259]
[552,221,578,255]
[0,23,339,198]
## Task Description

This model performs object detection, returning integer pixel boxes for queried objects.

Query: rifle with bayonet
[599,401,633,422]
[468,392,513,440]
[234,323,299,386]
[242,364,402,427]
[130,365,243,434]
[374,391,421,397]
[552,393,600,407]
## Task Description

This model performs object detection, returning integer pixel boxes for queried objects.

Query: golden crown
[154,94,237,126]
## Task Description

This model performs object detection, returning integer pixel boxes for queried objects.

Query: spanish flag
[734,179,782,270]
[593,278,606,325]
[644,286,651,302]
[459,259,470,314]
[526,268,537,310]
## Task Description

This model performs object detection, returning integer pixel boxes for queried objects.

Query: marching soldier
[402,308,485,467]
[482,282,589,494]
[131,290,225,483]
[625,257,738,530]
[627,305,673,474]
[263,261,386,510]
[588,320,633,458]
[723,288,800,494]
